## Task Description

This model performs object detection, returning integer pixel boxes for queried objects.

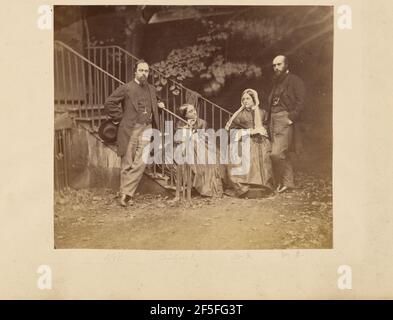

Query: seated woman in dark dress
[224,88,274,197]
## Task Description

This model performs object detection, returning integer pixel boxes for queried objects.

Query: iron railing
[54,40,124,129]
[54,40,193,197]
[87,45,233,130]
[54,128,71,191]
[176,164,192,201]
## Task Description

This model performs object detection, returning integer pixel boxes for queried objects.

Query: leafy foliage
[152,18,263,97]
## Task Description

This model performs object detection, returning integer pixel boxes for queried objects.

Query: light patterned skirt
[225,135,274,196]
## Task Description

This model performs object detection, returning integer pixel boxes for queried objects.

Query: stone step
[74,115,108,122]
[55,104,105,112]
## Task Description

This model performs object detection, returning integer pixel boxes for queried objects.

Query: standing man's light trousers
[120,124,152,197]
[270,111,295,188]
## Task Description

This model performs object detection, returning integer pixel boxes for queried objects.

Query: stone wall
[67,126,170,196]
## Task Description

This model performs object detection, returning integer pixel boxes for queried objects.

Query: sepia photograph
[53,5,333,250]
[3,0,393,301]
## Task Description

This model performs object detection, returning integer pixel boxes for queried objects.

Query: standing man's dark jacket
[266,72,306,122]
[104,81,160,157]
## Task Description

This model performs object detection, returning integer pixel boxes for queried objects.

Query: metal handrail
[55,40,186,125]
[87,44,233,118]
[55,40,191,195]
[56,41,123,83]
[107,45,232,114]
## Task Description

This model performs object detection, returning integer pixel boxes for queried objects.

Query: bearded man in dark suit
[104,60,165,206]
[266,55,306,193]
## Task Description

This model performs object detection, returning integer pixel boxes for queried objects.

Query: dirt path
[54,170,332,250]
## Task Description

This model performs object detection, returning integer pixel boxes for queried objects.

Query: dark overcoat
[104,81,160,157]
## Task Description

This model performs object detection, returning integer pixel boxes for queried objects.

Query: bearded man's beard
[139,76,147,85]
[273,69,287,83]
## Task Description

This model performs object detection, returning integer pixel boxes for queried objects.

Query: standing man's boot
[120,194,130,207]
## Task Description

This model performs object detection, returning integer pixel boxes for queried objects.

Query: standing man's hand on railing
[157,102,165,109]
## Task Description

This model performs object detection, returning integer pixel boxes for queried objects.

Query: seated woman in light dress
[224,88,274,197]
[174,103,223,198]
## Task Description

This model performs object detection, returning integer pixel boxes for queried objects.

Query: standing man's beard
[273,69,287,82]
[138,76,147,85]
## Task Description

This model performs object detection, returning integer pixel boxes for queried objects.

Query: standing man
[104,60,165,206]
[267,55,305,193]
